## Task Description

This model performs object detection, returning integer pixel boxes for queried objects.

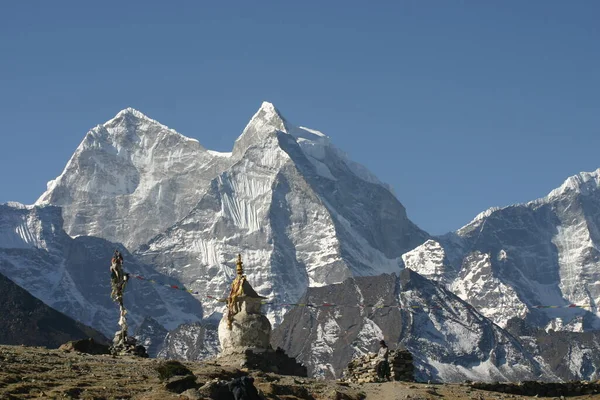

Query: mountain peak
[548,168,600,199]
[458,167,600,235]
[232,101,290,157]
[116,107,147,118]
[248,101,289,133]
[105,107,158,127]
[257,101,280,115]
[93,107,201,148]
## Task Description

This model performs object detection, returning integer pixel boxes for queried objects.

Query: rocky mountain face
[133,317,169,357]
[0,270,107,347]
[404,169,600,332]
[505,318,600,381]
[0,203,202,341]
[272,269,550,382]
[156,321,220,361]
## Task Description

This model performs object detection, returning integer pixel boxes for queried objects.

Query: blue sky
[1,1,598,235]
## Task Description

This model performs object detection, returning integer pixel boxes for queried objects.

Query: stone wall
[341,350,414,383]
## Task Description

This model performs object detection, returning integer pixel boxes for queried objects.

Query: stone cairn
[341,349,414,383]
[215,254,307,377]
[109,250,148,357]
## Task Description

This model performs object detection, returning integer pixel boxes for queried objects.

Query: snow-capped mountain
[38,102,428,325]
[36,108,233,249]
[272,269,552,382]
[11,102,600,382]
[406,168,600,332]
[0,203,202,340]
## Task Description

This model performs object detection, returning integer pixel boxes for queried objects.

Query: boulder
[59,338,109,355]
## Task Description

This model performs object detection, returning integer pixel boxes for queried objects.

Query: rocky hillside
[3,344,600,400]
[272,269,548,383]
[505,318,600,381]
[0,272,107,348]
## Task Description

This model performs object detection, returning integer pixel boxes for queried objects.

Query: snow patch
[207,150,232,158]
[310,315,341,378]
[402,240,449,283]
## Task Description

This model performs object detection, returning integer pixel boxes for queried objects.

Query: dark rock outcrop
[59,338,109,355]
[0,272,107,348]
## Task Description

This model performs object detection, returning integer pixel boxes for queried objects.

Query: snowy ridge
[207,150,232,158]
[546,168,600,200]
[331,146,394,192]
[424,166,600,332]
[290,126,337,181]
[458,168,600,235]
[2,202,30,209]
[289,124,393,192]
[104,107,199,143]
[456,206,502,236]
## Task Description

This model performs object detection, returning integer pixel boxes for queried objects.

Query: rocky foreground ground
[2,345,600,400]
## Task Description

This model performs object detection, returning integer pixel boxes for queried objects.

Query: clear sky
[1,1,598,235]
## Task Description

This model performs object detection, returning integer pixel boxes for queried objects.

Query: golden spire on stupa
[236,253,244,276]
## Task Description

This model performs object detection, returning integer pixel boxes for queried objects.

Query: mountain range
[406,167,600,332]
[0,203,202,340]
[2,102,599,382]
